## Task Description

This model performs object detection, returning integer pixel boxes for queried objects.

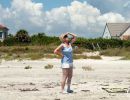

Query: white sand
[0,57,130,100]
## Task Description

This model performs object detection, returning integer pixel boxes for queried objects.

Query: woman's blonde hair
[59,33,67,42]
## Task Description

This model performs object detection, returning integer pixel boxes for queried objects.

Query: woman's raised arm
[68,33,77,44]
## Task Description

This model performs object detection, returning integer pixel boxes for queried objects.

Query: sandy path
[0,57,130,100]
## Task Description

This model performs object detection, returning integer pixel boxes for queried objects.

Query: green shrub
[3,37,18,46]
[31,33,60,45]
[74,38,123,50]
[2,30,130,49]
[0,41,3,46]
[123,40,130,47]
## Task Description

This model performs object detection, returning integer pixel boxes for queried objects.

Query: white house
[0,24,9,42]
[102,23,130,40]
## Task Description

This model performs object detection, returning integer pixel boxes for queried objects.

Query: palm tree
[15,29,30,42]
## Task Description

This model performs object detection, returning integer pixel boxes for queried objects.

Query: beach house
[0,24,9,41]
[102,23,130,40]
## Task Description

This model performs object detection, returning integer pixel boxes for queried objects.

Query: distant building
[0,24,9,42]
[102,23,130,40]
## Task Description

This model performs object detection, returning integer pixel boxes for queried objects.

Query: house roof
[106,23,130,37]
[0,24,9,30]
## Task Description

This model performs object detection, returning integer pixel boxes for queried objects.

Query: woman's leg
[67,67,73,92]
[61,68,69,92]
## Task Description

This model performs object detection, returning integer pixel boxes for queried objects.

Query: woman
[54,32,77,94]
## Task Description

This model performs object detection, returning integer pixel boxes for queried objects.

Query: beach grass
[44,64,54,69]
[100,47,130,60]
[1,46,130,60]
[24,65,32,69]
[73,54,101,59]
[82,65,93,71]
[0,46,101,60]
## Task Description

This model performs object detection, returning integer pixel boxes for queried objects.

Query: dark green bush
[74,38,123,50]
[0,41,3,46]
[31,33,60,45]
[3,36,18,46]
[2,29,130,50]
[123,40,130,47]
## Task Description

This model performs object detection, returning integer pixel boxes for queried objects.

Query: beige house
[0,24,9,42]
[102,23,130,40]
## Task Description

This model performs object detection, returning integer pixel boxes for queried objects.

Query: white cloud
[0,0,127,37]
[45,1,126,36]
[98,12,125,24]
[124,1,130,8]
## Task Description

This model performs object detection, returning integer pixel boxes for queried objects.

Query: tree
[8,33,14,38]
[15,29,30,43]
[37,33,46,38]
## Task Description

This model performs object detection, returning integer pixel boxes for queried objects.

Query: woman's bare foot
[60,90,68,94]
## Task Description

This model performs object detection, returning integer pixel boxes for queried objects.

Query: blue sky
[0,0,72,10]
[0,0,11,7]
[0,0,130,38]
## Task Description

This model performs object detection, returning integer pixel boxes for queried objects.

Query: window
[0,32,3,38]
